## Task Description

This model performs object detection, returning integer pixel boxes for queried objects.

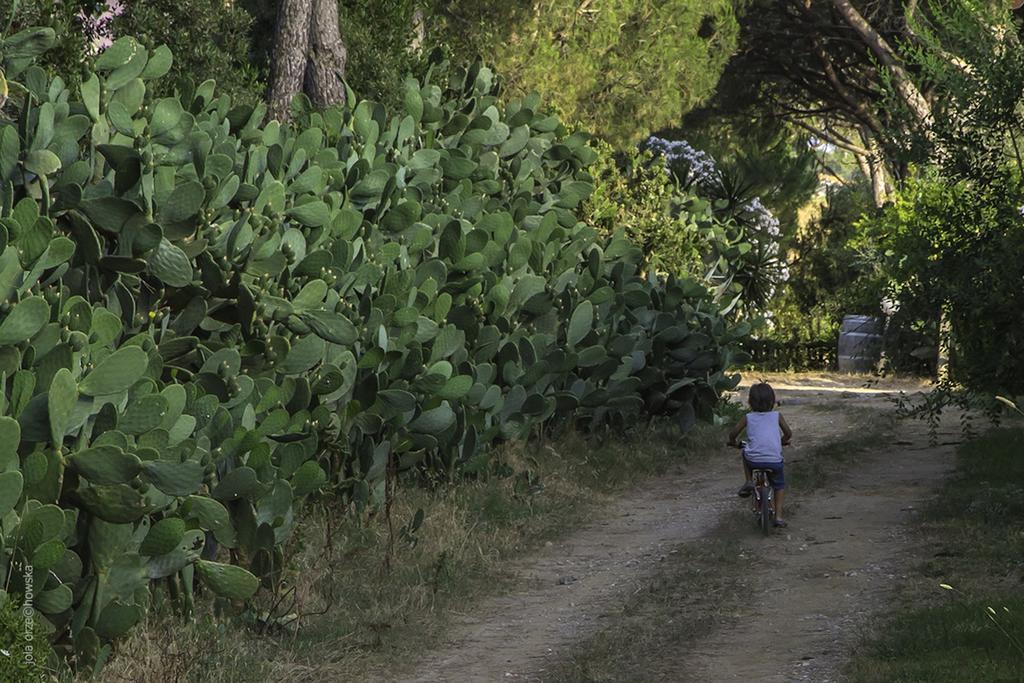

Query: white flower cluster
[741,197,788,283]
[645,136,718,186]
[646,135,791,295]
[78,0,125,55]
[742,196,781,238]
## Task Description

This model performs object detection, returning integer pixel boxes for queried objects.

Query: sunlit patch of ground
[735,371,932,403]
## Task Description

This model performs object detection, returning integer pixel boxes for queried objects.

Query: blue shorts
[744,456,785,490]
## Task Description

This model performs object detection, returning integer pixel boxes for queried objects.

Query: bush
[2,0,100,86]
[0,32,746,675]
[4,1,263,105]
[429,0,739,146]
[857,174,1024,391]
[111,0,264,105]
[767,184,884,346]
[582,142,702,277]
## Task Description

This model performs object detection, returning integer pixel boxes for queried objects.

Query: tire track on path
[679,415,955,682]
[391,451,738,682]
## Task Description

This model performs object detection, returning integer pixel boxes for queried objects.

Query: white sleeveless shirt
[745,411,783,463]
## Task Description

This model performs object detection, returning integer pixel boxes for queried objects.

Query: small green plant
[0,592,55,681]
[940,583,1024,658]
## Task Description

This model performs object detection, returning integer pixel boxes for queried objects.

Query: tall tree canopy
[432,0,740,146]
[698,0,1024,206]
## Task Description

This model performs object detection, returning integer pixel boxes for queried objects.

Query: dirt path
[682,425,955,682]
[391,455,740,682]
[394,375,954,682]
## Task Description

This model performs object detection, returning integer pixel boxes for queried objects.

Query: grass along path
[99,420,720,682]
[845,427,1024,682]
[613,394,954,682]
[392,432,739,682]
[100,373,941,682]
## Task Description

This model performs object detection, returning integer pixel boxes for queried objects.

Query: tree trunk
[832,0,932,129]
[268,0,313,123]
[937,302,952,382]
[856,129,889,207]
[869,159,887,206]
[306,0,347,108]
[268,0,347,123]
[868,142,888,206]
[410,8,426,54]
[854,151,875,194]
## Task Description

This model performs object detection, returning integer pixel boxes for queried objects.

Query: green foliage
[0,29,747,674]
[582,142,702,276]
[885,1,1024,185]
[677,118,819,236]
[859,2,1024,389]
[587,137,794,317]
[644,136,794,315]
[1,0,98,86]
[434,0,739,146]
[0,594,54,679]
[111,0,264,105]
[768,184,882,344]
[337,0,425,109]
[425,0,532,58]
[857,174,1024,392]
[5,1,262,105]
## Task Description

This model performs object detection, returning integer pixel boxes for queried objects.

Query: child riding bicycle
[727,382,792,527]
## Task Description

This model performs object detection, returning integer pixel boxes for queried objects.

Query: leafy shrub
[429,0,739,146]
[334,0,425,109]
[857,174,1024,392]
[111,0,264,105]
[768,184,884,346]
[2,0,101,86]
[644,137,788,314]
[5,1,262,105]
[583,141,702,277]
[0,28,746,677]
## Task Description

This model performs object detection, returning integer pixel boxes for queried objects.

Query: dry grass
[98,420,723,682]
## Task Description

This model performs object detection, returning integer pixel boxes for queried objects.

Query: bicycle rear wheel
[759,488,772,535]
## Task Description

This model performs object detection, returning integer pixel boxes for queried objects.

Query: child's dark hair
[748,382,776,412]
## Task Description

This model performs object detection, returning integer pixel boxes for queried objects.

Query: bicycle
[730,441,776,535]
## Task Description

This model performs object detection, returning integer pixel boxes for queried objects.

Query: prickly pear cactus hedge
[0,31,746,674]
